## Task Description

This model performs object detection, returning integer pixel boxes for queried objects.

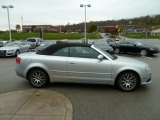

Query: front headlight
[149,48,155,51]
[7,50,15,53]
[145,66,151,72]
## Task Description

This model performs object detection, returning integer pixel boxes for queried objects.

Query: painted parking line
[142,56,152,59]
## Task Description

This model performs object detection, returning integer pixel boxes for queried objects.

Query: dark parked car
[106,35,121,43]
[110,40,159,56]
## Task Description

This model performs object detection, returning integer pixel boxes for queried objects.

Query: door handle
[69,63,75,64]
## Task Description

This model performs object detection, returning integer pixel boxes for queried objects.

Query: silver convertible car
[15,43,151,91]
[0,41,31,56]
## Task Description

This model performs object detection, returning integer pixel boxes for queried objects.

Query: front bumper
[0,50,7,56]
[141,71,152,85]
[149,49,160,54]
[0,50,16,56]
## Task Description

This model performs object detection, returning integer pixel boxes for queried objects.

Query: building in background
[150,28,160,36]
[22,25,59,33]
[124,25,149,33]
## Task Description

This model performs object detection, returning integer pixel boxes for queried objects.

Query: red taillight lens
[16,57,21,64]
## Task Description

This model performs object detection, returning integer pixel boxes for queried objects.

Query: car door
[118,42,128,52]
[126,42,140,53]
[49,47,69,81]
[67,46,112,83]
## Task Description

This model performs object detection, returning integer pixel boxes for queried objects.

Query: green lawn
[122,32,160,39]
[0,32,102,40]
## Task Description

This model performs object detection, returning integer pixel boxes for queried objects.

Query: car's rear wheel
[28,68,49,88]
[114,48,120,54]
[116,71,140,91]
[140,49,147,56]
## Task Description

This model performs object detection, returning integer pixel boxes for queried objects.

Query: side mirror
[98,54,104,61]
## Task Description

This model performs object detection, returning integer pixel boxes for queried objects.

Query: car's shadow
[45,82,151,93]
[0,56,16,59]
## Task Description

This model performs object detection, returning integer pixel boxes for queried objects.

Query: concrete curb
[0,89,73,120]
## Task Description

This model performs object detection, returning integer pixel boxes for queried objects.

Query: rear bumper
[15,65,26,78]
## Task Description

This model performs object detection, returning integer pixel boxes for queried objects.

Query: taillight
[16,57,21,64]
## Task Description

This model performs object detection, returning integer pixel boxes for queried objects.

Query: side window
[120,42,127,45]
[128,42,135,46]
[70,46,99,59]
[53,47,69,57]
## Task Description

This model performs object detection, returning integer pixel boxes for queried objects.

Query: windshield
[92,45,117,60]
[136,41,144,46]
[27,39,36,42]
[5,42,20,47]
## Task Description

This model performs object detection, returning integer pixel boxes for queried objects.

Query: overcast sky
[0,0,160,30]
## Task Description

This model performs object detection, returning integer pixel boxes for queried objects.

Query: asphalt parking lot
[0,39,160,120]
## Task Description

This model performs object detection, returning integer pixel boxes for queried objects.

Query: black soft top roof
[36,43,91,55]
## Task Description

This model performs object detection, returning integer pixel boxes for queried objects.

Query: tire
[114,48,120,54]
[140,49,147,56]
[28,68,49,88]
[15,50,20,56]
[116,71,140,91]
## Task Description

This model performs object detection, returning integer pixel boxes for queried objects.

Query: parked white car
[0,41,31,56]
[26,37,43,49]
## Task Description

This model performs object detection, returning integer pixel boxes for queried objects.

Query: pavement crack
[9,89,36,120]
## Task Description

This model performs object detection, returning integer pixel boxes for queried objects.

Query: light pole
[2,5,14,41]
[80,4,91,43]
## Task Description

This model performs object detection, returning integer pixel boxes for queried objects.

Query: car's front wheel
[114,48,120,54]
[116,71,140,91]
[140,49,147,56]
[15,50,20,56]
[28,68,49,88]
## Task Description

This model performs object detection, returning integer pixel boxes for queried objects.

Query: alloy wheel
[29,69,48,88]
[117,72,139,91]
[140,49,147,56]
[16,50,20,56]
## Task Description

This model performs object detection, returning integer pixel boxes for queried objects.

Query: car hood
[143,44,159,50]
[114,56,148,67]
[0,46,18,50]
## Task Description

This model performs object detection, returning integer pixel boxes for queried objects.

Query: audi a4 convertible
[15,43,151,91]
